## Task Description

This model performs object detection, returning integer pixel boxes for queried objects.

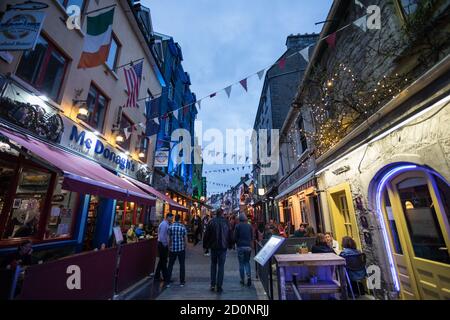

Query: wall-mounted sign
[0,11,46,51]
[332,165,350,175]
[59,117,141,179]
[154,150,169,167]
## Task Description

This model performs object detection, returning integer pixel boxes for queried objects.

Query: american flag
[124,60,143,108]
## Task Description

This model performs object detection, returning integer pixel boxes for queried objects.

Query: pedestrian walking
[202,214,211,256]
[234,213,254,287]
[192,214,202,246]
[203,208,233,293]
[167,215,187,287]
[154,213,173,283]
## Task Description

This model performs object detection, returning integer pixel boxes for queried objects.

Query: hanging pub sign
[0,10,46,51]
[154,149,169,167]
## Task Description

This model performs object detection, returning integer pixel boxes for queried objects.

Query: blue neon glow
[375,164,417,292]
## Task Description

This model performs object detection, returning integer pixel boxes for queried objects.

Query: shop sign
[59,118,139,178]
[0,11,46,51]
[154,150,169,167]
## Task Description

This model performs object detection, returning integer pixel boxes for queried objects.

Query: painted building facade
[0,0,163,260]
[282,0,450,300]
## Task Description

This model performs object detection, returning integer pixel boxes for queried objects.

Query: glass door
[387,171,450,300]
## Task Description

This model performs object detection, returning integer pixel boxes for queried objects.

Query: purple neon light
[375,165,417,292]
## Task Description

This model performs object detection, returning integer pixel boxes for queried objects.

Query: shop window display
[3,167,52,239]
[45,177,78,240]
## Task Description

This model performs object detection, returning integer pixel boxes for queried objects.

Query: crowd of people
[154,209,255,293]
[151,210,367,297]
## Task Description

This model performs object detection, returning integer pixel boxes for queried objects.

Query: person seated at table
[135,224,145,238]
[305,225,316,238]
[311,233,336,253]
[293,223,307,237]
[340,236,367,296]
[325,231,340,253]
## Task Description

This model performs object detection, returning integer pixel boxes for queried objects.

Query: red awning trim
[123,177,188,212]
[0,126,155,206]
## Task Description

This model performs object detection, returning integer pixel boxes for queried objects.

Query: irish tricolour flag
[78,8,115,69]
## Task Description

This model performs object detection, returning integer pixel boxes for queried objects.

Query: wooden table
[274,253,348,300]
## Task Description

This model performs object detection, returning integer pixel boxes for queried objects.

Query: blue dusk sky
[143,0,333,195]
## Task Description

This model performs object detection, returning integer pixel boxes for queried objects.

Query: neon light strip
[375,165,417,292]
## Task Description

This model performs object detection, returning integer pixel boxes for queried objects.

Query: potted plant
[296,242,308,254]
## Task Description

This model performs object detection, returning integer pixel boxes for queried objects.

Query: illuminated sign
[59,118,139,178]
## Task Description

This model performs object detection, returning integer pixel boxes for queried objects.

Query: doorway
[381,170,450,299]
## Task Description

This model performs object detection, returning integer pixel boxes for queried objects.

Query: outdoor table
[274,253,348,300]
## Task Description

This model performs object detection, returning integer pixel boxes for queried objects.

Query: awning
[0,126,155,205]
[123,177,188,212]
[275,171,316,201]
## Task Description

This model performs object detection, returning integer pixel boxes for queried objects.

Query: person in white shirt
[325,231,340,253]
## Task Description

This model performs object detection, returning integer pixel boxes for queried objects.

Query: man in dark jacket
[203,208,232,293]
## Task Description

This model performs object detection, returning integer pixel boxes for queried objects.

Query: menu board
[254,235,286,266]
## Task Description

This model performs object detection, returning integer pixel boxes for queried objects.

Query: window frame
[0,153,80,247]
[16,33,69,102]
[106,33,121,71]
[85,82,110,133]
[117,113,133,151]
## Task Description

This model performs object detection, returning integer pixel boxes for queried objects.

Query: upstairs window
[86,84,108,132]
[399,0,419,17]
[106,35,120,71]
[16,35,68,101]
[118,115,133,151]
[58,0,86,10]
[297,115,308,154]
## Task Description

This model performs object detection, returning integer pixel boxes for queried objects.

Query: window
[2,166,52,239]
[383,189,403,254]
[297,115,308,154]
[168,82,174,101]
[58,0,86,9]
[398,0,419,17]
[16,35,68,101]
[138,135,149,163]
[45,178,78,240]
[397,177,449,264]
[118,114,133,150]
[86,84,108,132]
[106,35,120,70]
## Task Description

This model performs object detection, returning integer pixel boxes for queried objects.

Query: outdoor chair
[343,253,368,299]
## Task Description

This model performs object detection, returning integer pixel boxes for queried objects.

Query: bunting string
[119,13,370,135]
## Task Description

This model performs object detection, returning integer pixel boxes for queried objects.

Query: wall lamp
[73,99,89,121]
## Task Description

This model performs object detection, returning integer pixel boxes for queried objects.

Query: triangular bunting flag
[124,127,131,140]
[173,109,178,120]
[154,118,159,125]
[210,92,217,98]
[278,58,286,69]
[197,100,202,110]
[239,78,248,92]
[224,86,232,98]
[299,46,310,63]
[257,69,265,80]
[326,32,337,49]
[353,15,367,32]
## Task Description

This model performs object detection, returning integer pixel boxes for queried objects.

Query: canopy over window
[0,126,155,205]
